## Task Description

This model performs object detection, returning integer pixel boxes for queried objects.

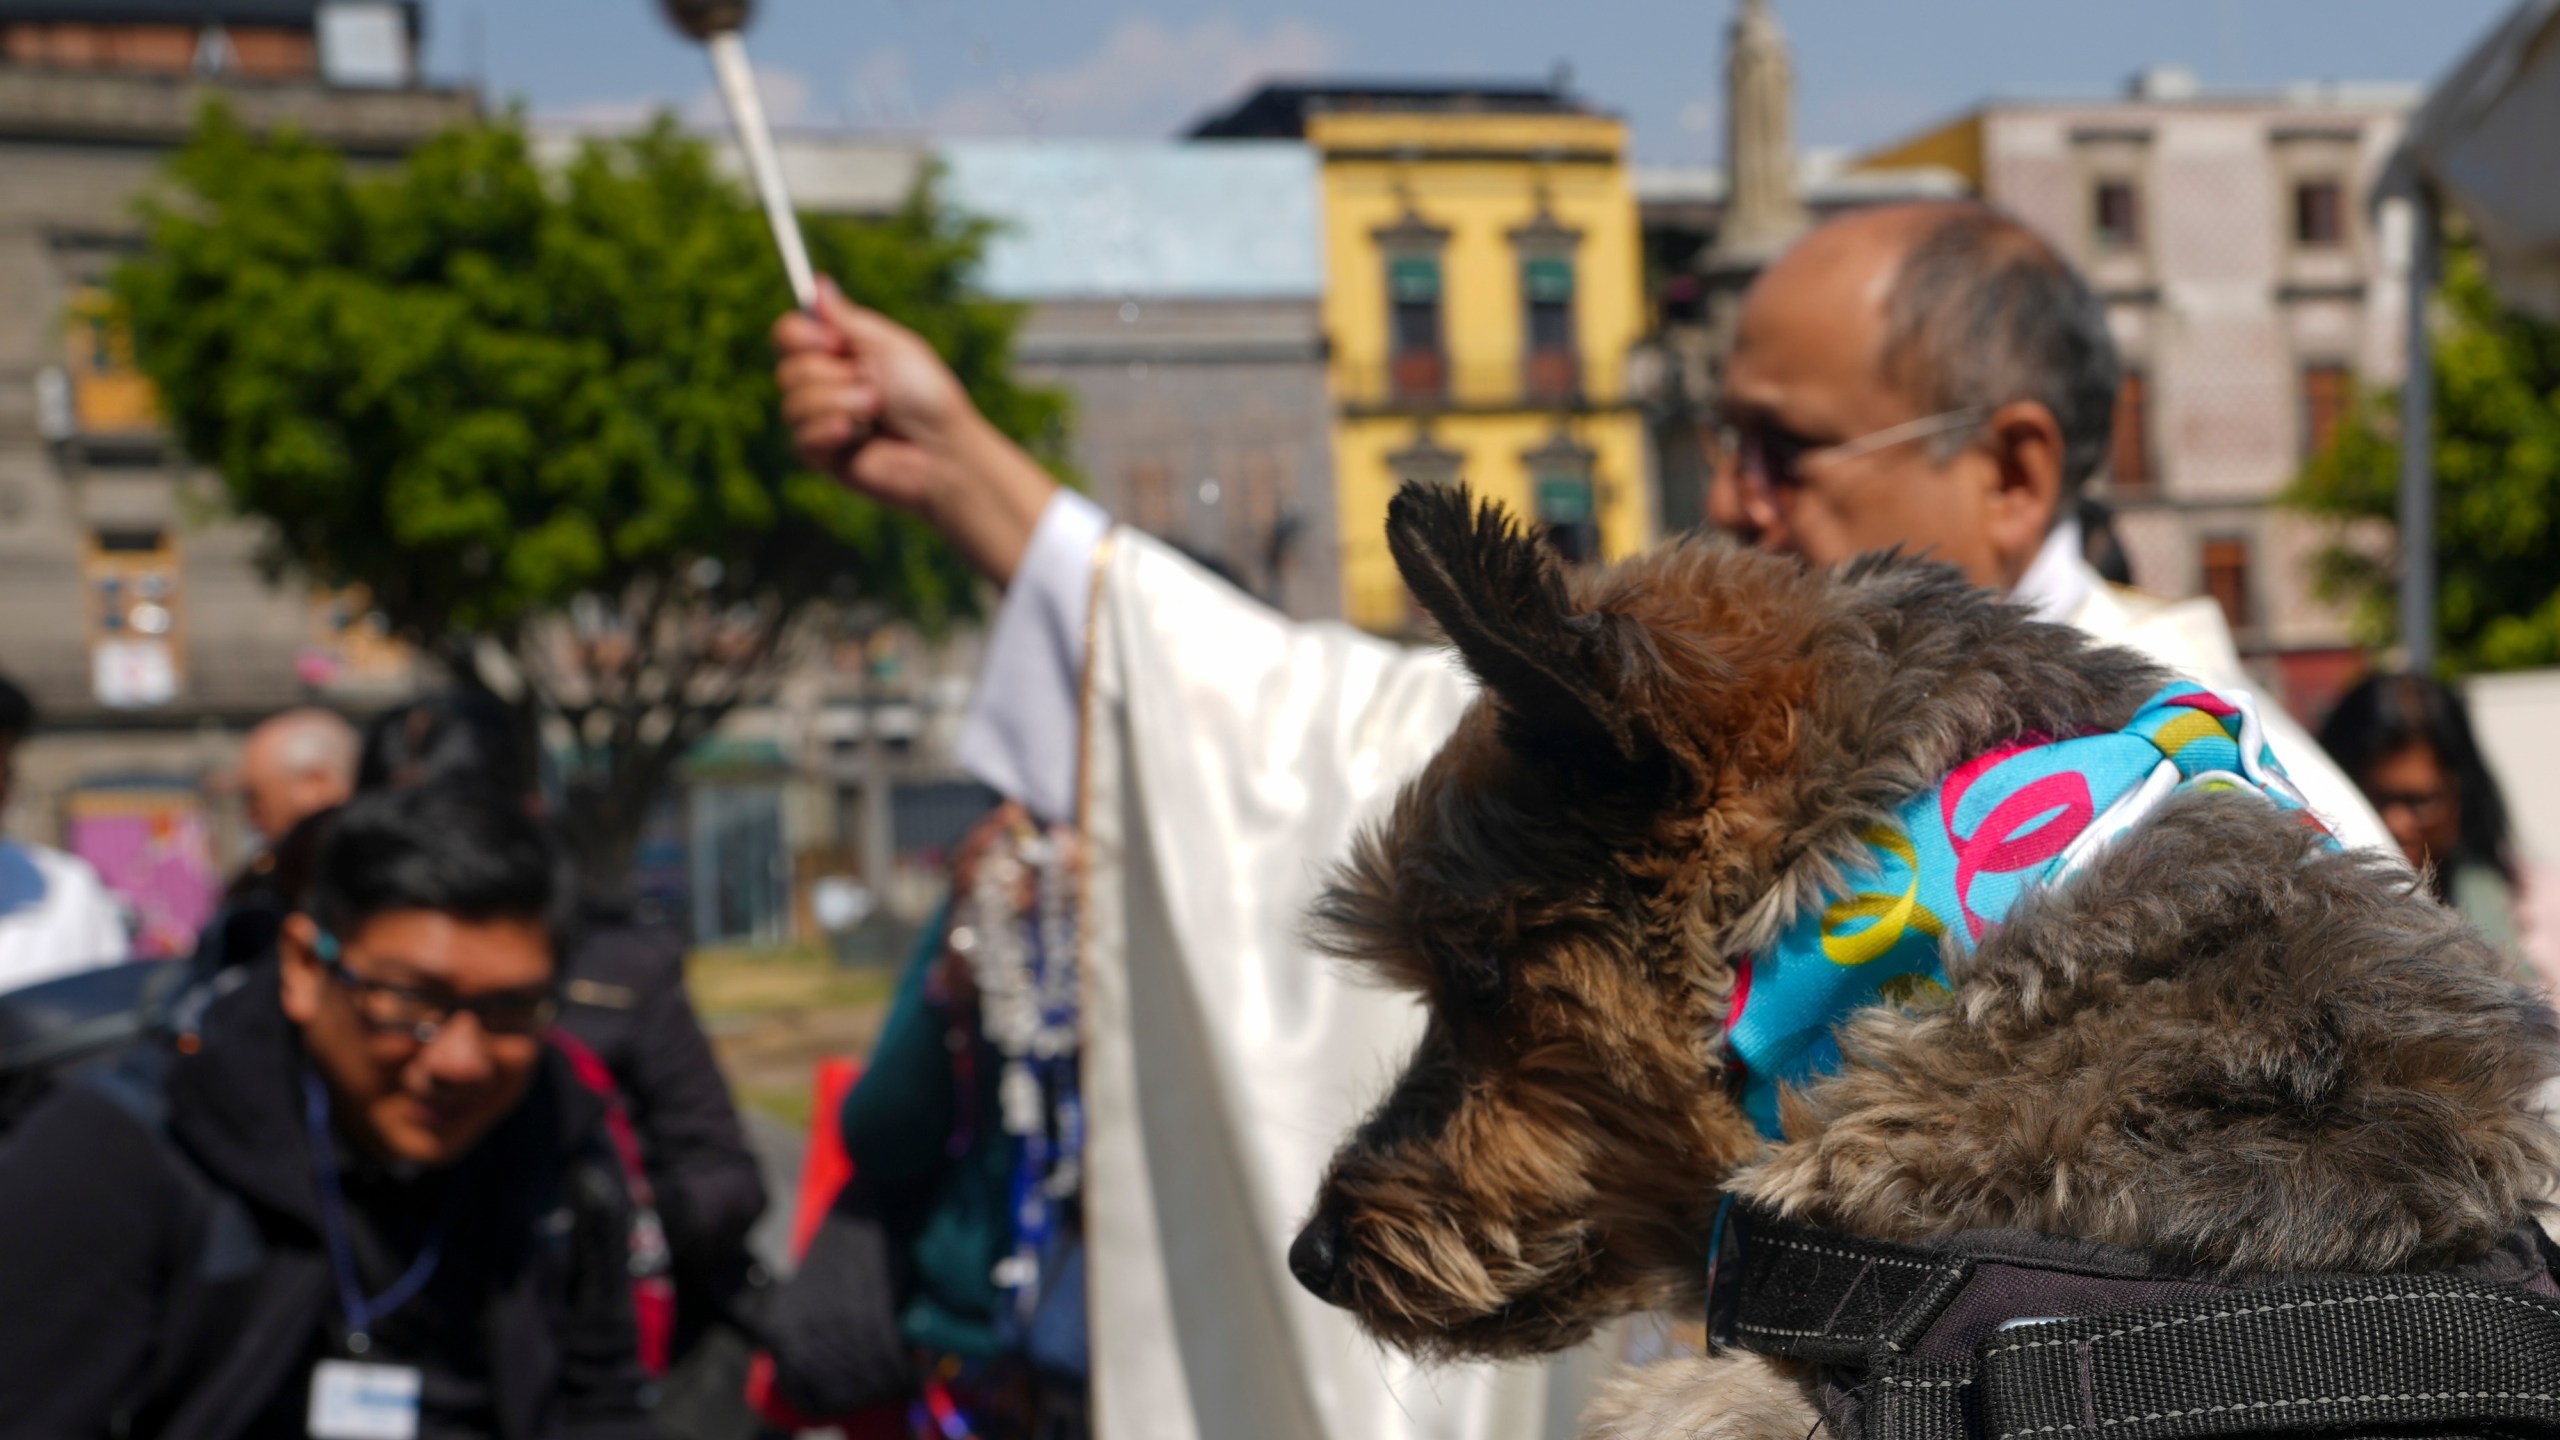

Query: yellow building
[1298,102,1655,630]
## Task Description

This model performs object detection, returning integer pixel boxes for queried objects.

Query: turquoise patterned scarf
[1724,683,2337,1137]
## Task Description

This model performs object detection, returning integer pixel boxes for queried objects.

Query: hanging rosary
[946,811,1083,1320]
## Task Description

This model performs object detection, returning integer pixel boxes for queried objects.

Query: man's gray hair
[257,707,360,781]
[1879,203,2122,496]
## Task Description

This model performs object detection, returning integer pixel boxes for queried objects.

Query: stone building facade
[0,2,472,949]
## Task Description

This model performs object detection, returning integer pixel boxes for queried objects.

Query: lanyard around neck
[302,1072,451,1355]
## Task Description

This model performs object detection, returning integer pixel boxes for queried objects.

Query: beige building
[0,1,472,949]
[1860,68,2420,719]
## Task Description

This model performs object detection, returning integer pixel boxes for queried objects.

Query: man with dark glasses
[1703,200,2386,852]
[0,784,652,1440]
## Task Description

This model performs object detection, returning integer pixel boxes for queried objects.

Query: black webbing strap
[1717,1206,1971,1365]
[1714,1207,1983,1440]
[1976,1275,2560,1440]
[1711,1205,2560,1440]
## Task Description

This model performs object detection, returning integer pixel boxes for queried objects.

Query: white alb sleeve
[954,489,1112,823]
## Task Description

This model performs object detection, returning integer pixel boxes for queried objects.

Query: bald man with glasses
[1704,201,2382,850]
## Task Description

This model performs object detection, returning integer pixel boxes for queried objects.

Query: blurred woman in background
[2319,673,2523,961]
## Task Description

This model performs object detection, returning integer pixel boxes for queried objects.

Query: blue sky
[424,1,2511,162]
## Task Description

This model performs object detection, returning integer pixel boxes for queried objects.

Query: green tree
[2287,241,2560,673]
[111,106,1070,885]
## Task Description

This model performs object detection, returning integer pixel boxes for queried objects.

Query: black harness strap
[1719,1210,1971,1364]
[1978,1276,2560,1440]
[1708,1204,2560,1440]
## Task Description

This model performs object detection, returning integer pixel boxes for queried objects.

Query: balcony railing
[1336,352,1622,413]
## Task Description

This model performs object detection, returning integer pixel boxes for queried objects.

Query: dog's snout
[1289,1210,1348,1303]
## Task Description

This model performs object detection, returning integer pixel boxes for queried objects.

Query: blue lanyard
[302,1073,449,1355]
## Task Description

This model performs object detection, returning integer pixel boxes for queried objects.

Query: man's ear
[1385,481,1655,763]
[278,913,323,1026]
[1983,398,2066,573]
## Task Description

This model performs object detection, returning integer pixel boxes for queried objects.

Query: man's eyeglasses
[313,931,558,1046]
[1712,405,1993,501]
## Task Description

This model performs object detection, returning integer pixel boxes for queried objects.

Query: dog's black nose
[1289,1212,1346,1301]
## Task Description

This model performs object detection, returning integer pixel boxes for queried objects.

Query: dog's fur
[1296,483,2560,1432]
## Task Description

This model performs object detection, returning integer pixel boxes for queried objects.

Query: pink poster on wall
[67,788,220,960]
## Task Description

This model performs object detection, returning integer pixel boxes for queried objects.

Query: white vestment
[955,497,2391,1440]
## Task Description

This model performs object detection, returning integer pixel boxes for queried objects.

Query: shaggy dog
[1290,483,2560,1438]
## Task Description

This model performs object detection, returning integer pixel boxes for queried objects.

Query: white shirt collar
[2010,516,2093,625]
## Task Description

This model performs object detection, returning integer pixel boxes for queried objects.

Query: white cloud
[918,15,1344,138]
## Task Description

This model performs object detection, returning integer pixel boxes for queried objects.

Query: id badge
[308,1359,423,1440]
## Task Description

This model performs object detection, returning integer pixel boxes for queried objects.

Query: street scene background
[6,0,2559,1192]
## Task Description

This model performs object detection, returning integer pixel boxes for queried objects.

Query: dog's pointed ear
[1387,481,1651,762]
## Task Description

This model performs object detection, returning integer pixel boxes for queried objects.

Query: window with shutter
[2201,537,2252,633]
[2301,363,2351,461]
[2293,180,2346,248]
[2110,370,2151,493]
[1521,257,1577,403]
[2092,180,2142,251]
[1386,254,1446,405]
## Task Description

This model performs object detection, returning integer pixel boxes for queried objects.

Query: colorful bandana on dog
[1723,682,2337,1137]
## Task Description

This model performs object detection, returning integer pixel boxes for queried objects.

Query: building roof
[1186,78,1585,139]
[937,140,1322,300]
[1855,77,2420,187]
[0,1,326,21]
[1634,152,1969,210]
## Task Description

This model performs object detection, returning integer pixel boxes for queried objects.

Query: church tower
[1713,0,1808,263]
[1637,0,1811,535]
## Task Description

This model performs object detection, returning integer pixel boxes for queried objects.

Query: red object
[790,1058,863,1256]
[747,1058,905,1439]
[550,1029,678,1375]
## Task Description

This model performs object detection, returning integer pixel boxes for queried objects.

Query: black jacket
[554,907,766,1343]
[0,962,655,1440]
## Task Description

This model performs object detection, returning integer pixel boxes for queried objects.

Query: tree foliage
[113,106,1070,882]
[2287,241,2560,673]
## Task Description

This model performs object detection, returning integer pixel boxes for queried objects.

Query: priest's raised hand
[774,277,1058,587]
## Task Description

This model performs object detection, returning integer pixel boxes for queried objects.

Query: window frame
[2298,361,2353,463]
[2091,178,2143,253]
[2292,178,2347,250]
[1374,211,1453,409]
[2200,535,2254,635]
[2109,368,2153,494]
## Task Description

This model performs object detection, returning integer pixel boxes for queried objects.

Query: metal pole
[2398,186,2439,674]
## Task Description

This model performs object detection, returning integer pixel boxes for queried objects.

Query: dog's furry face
[1296,484,2165,1359]
[1297,679,1767,1359]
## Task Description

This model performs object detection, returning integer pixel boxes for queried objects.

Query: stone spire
[1716,0,1807,262]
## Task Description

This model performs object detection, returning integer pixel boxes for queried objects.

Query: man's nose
[1706,457,1789,549]
[417,1013,497,1086]
[1705,456,1750,536]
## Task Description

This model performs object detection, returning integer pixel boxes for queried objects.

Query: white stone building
[1860,67,2421,719]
